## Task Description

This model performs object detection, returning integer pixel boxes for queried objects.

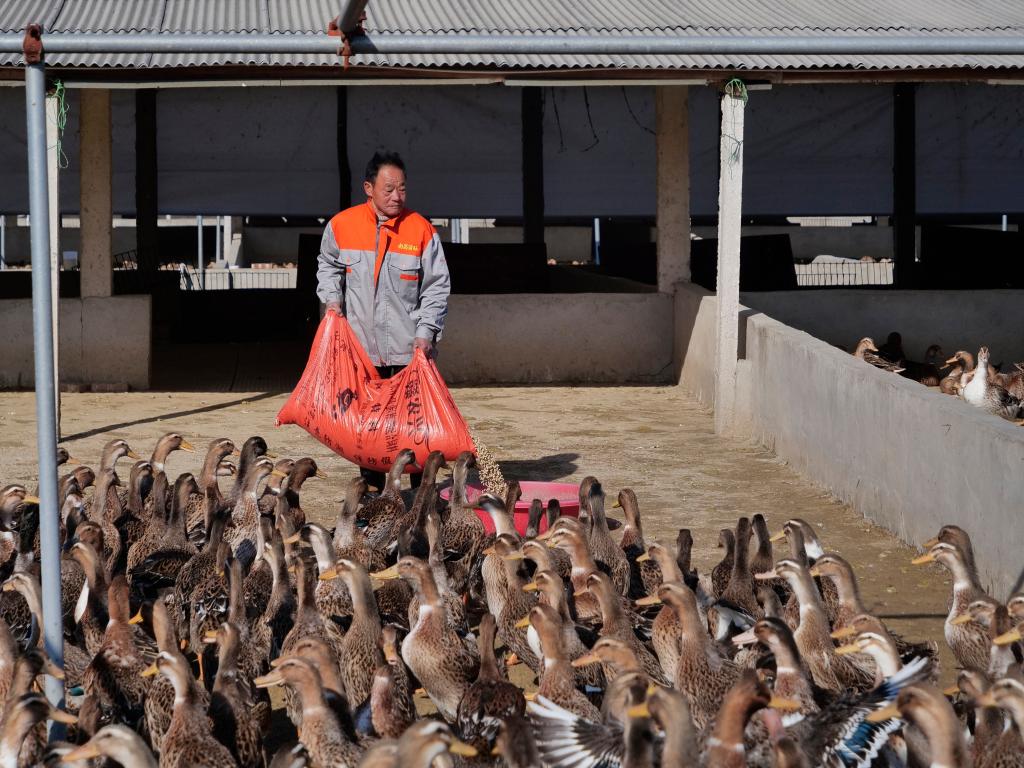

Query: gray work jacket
[316,202,451,367]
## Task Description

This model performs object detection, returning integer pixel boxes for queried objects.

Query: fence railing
[794,259,894,287]
[111,249,296,291]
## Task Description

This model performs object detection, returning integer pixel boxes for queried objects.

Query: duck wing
[529,695,625,768]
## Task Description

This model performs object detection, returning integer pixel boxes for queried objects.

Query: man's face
[364,165,406,219]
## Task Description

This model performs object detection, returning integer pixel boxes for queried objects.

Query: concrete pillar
[655,86,691,292]
[80,89,113,298]
[713,87,745,436]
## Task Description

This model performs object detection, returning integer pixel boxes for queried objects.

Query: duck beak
[635,552,651,563]
[950,614,974,626]
[179,440,196,453]
[768,697,802,712]
[42,656,64,680]
[769,531,786,543]
[22,495,41,505]
[943,684,961,697]
[254,670,283,688]
[611,500,622,509]
[626,702,650,718]
[202,630,219,644]
[830,626,857,640]
[911,553,935,565]
[64,455,80,466]
[502,552,525,562]
[514,615,531,629]
[994,627,1023,646]
[571,652,600,668]
[448,740,478,758]
[943,357,959,367]
[753,570,777,581]
[49,708,78,725]
[635,594,662,607]
[265,451,279,460]
[923,537,939,548]
[271,469,289,478]
[536,528,555,541]
[283,532,301,545]
[505,653,522,667]
[834,643,862,656]
[230,448,242,457]
[866,702,901,723]
[0,581,14,593]
[731,629,757,647]
[807,564,822,578]
[61,743,101,762]
[320,567,339,581]
[366,484,380,493]
[371,565,400,581]
[140,663,159,678]
[126,449,142,460]
[524,692,537,702]
[315,469,328,479]
[522,580,539,593]
[572,588,589,599]
[128,608,145,625]
[976,692,998,707]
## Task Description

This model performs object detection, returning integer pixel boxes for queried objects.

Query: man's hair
[365,151,406,184]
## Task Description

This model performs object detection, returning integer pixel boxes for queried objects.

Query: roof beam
[2,33,1024,56]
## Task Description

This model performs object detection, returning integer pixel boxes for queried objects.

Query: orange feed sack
[275,312,475,472]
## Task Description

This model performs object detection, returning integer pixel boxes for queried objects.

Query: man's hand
[414,337,436,359]
[325,301,342,316]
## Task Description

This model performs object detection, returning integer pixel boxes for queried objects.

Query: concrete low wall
[745,288,1024,365]
[438,292,674,384]
[0,296,151,390]
[674,282,1024,598]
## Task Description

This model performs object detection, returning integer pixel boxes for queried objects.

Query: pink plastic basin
[440,481,580,536]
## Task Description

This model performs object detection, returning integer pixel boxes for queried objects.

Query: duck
[0,694,77,768]
[614,488,660,598]
[953,597,1022,679]
[481,534,540,674]
[396,450,450,559]
[522,603,601,720]
[720,516,762,618]
[294,522,354,620]
[205,620,266,768]
[128,473,199,601]
[545,519,604,627]
[636,542,687,681]
[853,337,905,373]
[641,581,741,728]
[437,450,485,595]
[118,460,154,550]
[711,528,735,599]
[388,556,478,722]
[280,555,346,686]
[940,350,975,395]
[581,482,630,597]
[875,684,970,768]
[225,435,272,509]
[973,676,1024,767]
[736,616,820,719]
[357,719,477,768]
[269,456,325,531]
[283,635,357,742]
[750,513,775,583]
[143,650,236,768]
[963,346,1024,420]
[360,449,417,551]
[913,540,991,672]
[583,571,667,686]
[492,716,543,768]
[255,656,363,767]
[227,457,283,566]
[366,624,416,740]
[759,558,873,694]
[250,531,297,668]
[332,477,386,572]
[408,509,467,633]
[60,723,157,767]
[318,558,383,707]
[78,575,150,738]
[521,569,603,691]
[183,438,238,541]
[455,612,526,752]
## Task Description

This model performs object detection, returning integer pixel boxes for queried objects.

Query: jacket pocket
[388,264,420,311]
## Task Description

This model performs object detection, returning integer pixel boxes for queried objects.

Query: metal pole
[45,91,60,439]
[0,216,5,269]
[215,214,222,264]
[196,214,204,289]
[3,32,1024,56]
[23,31,65,720]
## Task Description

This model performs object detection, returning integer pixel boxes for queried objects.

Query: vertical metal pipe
[25,58,65,717]
[197,214,204,289]
[215,214,222,263]
[0,215,5,269]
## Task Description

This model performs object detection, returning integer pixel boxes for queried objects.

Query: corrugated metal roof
[2,0,1024,72]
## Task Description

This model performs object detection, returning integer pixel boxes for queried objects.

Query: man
[316,150,451,489]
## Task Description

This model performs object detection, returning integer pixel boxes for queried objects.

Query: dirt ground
[0,385,957,681]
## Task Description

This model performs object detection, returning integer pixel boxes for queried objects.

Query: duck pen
[4,4,1024,727]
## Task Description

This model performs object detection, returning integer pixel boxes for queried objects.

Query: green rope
[47,80,70,170]
[722,78,747,168]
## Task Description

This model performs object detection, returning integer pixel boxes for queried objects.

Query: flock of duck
[0,434,1018,766]
[853,332,1024,422]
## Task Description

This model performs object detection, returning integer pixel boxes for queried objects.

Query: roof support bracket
[22,22,43,64]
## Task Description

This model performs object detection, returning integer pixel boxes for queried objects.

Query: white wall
[674,283,1024,598]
